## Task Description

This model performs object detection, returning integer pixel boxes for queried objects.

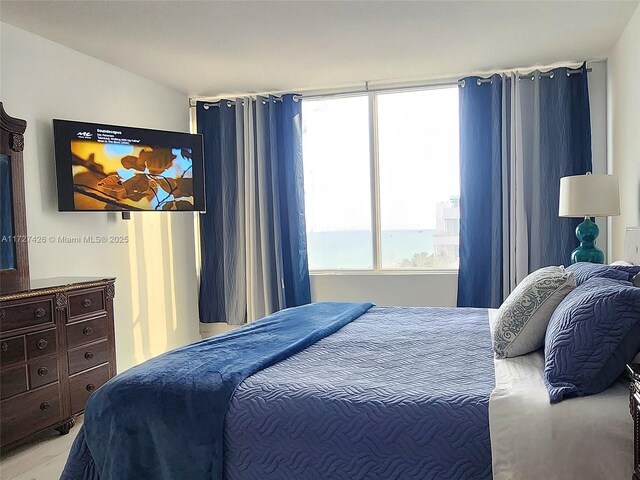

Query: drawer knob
[83,326,93,336]
[38,366,49,376]
[35,307,46,318]
[82,298,92,308]
[84,351,94,360]
[1,342,8,352]
[0,309,5,319]
[40,402,50,411]
[86,383,96,392]
[37,339,49,350]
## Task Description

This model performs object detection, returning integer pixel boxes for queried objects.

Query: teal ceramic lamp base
[570,216,604,264]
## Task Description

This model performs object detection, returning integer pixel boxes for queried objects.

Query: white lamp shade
[559,174,620,217]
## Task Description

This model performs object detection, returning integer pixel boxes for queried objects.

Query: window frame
[303,84,460,275]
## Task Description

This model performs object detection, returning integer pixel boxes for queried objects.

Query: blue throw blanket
[60,302,373,480]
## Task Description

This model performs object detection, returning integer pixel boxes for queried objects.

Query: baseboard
[199,322,240,339]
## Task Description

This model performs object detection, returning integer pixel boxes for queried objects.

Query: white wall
[608,5,640,259]
[311,272,458,307]
[0,23,199,371]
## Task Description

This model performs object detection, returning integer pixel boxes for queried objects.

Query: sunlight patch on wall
[126,216,145,365]
[161,215,179,333]
[141,214,169,357]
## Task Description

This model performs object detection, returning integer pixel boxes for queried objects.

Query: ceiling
[1,1,638,97]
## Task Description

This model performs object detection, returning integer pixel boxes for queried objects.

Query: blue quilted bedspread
[61,305,494,480]
[225,307,494,480]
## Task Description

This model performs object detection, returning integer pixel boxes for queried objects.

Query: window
[302,96,373,270]
[302,86,460,271]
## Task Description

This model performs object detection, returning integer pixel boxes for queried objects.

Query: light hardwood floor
[0,417,82,480]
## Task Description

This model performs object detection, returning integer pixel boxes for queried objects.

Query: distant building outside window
[302,86,460,271]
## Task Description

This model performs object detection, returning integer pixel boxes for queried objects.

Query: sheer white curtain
[503,72,530,297]
[242,98,285,322]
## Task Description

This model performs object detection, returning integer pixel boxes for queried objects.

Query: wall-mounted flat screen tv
[54,120,205,212]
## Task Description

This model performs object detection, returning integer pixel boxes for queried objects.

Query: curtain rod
[190,94,301,109]
[189,66,592,106]
[301,80,460,100]
[467,67,592,86]
[281,66,593,99]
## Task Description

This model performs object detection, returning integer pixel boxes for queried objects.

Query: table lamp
[559,172,620,264]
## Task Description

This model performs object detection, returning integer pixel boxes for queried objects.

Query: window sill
[310,269,458,276]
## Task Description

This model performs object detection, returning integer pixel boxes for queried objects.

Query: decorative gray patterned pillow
[492,266,576,358]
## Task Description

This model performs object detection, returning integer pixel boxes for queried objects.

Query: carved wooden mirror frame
[0,102,30,293]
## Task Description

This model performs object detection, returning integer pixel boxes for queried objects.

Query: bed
[60,231,639,480]
[59,305,633,480]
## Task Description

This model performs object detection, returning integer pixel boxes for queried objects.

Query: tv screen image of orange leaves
[70,140,194,211]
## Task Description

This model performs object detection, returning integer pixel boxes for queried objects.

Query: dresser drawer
[0,300,53,332]
[25,329,57,359]
[66,316,109,349]
[0,382,62,446]
[0,336,25,367]
[0,365,27,400]
[68,339,110,375]
[29,355,59,390]
[68,290,105,319]
[69,364,110,414]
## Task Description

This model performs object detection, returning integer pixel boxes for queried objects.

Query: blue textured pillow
[613,264,640,279]
[544,277,640,403]
[565,262,630,285]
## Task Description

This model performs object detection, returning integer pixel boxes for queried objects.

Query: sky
[302,86,460,233]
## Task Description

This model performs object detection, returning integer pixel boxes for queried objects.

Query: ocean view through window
[302,96,373,269]
[302,86,460,271]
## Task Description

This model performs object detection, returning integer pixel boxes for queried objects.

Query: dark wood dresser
[628,363,640,480]
[0,277,116,451]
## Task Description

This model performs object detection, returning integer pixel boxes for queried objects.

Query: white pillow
[492,266,576,358]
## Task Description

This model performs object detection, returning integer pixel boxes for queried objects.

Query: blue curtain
[197,95,311,324]
[274,98,311,307]
[457,64,592,308]
[457,75,504,308]
[196,100,243,324]
[527,65,592,271]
